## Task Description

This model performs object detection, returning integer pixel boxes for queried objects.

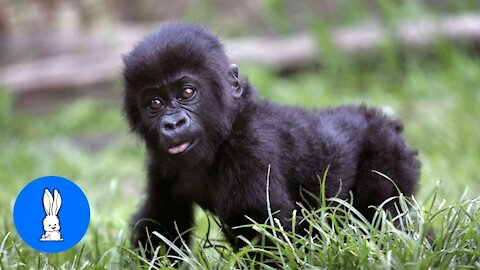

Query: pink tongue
[168,142,190,155]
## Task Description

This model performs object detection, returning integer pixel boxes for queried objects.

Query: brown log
[2,13,480,94]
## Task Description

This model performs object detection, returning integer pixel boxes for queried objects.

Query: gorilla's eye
[178,88,195,100]
[148,98,163,110]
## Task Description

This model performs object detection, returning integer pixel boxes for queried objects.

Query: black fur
[122,22,420,252]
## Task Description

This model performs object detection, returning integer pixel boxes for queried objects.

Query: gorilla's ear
[228,64,243,98]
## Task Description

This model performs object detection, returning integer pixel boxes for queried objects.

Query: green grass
[1,179,479,269]
[134,189,480,269]
[1,2,480,267]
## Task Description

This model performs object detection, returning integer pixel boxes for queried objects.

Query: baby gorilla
[123,22,420,252]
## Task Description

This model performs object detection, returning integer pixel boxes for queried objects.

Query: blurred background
[1,0,479,252]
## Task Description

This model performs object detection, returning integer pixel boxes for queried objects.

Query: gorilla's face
[137,72,234,166]
[123,24,244,166]
[137,73,205,157]
[124,67,243,166]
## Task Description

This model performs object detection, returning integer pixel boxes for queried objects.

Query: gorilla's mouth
[168,140,197,155]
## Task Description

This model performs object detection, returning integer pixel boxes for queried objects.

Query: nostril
[164,122,175,130]
[176,117,187,128]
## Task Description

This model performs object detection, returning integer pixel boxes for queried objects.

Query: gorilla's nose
[161,112,190,135]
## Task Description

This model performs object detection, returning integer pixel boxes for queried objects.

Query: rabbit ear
[43,189,53,215]
[52,189,62,215]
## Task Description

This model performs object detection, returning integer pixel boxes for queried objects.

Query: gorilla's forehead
[124,50,201,86]
[131,62,208,90]
[140,73,200,95]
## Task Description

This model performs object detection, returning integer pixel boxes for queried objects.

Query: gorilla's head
[123,22,247,167]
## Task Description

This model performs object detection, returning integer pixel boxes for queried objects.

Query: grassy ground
[1,7,480,269]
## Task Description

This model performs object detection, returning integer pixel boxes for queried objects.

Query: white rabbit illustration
[40,188,63,241]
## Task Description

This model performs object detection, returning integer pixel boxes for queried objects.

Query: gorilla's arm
[213,143,296,248]
[131,170,194,252]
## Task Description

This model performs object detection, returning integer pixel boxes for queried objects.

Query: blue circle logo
[13,176,90,253]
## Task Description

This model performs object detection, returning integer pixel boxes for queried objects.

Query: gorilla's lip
[168,139,197,155]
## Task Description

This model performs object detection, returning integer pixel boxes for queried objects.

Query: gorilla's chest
[173,170,217,210]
